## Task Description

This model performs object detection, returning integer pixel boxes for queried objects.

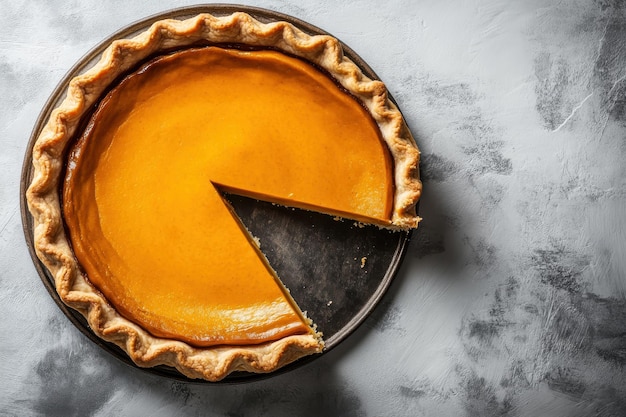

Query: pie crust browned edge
[26,12,422,381]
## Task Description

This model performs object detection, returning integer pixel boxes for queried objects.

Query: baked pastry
[26,11,421,381]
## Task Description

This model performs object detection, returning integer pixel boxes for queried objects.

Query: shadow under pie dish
[25,10,422,381]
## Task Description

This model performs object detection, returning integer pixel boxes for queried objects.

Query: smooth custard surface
[63,47,393,346]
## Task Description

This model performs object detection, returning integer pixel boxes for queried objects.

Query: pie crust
[26,12,422,381]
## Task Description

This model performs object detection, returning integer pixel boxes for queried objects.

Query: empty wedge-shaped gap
[220,190,406,342]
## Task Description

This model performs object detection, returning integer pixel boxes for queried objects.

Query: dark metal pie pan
[20,4,414,383]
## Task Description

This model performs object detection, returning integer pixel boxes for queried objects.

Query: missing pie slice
[26,12,421,381]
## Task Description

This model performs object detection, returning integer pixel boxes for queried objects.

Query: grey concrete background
[2,0,626,416]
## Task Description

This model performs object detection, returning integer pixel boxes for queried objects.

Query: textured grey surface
[2,0,626,416]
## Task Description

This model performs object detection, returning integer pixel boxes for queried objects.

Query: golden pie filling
[63,46,393,347]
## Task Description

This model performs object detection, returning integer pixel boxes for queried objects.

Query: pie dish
[26,11,421,381]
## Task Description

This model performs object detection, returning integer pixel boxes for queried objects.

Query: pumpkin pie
[26,12,421,381]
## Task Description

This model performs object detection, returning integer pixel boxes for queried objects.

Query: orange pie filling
[63,46,394,347]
